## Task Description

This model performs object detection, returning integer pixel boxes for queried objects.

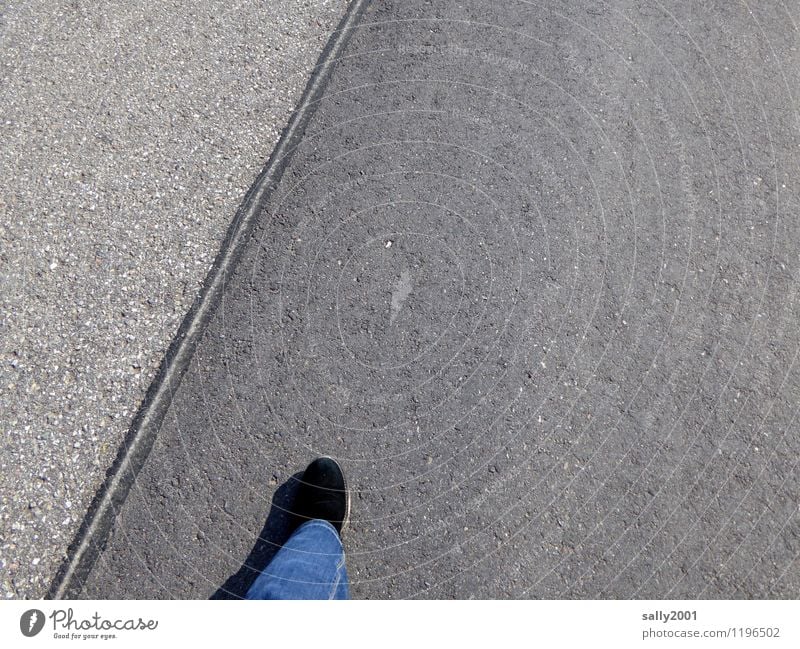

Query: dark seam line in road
[47,0,374,599]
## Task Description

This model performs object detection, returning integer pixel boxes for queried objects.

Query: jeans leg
[245,520,349,600]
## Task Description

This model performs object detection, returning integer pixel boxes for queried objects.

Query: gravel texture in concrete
[77,0,800,599]
[0,0,350,599]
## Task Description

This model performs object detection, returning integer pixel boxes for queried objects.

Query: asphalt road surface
[76,0,799,598]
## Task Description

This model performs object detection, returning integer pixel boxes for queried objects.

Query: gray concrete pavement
[74,0,800,598]
[0,0,351,599]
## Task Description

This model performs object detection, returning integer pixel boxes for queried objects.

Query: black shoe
[290,457,350,534]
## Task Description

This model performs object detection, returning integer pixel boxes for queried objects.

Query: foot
[290,457,350,534]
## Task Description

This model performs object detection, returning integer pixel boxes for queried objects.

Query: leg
[245,457,351,600]
[245,519,349,600]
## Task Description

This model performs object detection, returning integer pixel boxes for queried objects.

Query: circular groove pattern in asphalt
[79,0,800,599]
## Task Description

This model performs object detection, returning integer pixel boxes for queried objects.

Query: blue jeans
[245,520,349,600]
